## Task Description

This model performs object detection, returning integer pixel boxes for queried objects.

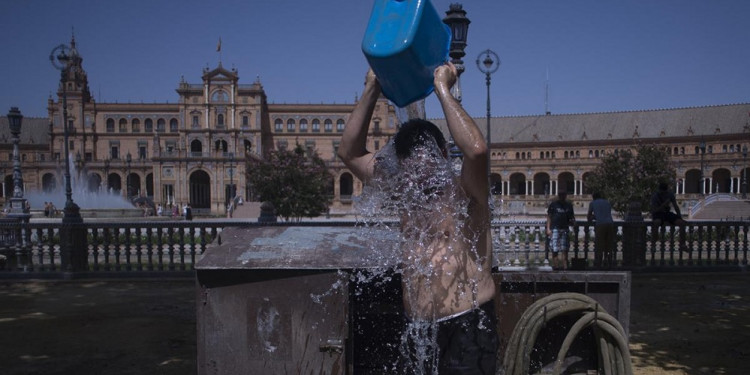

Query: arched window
[170,118,178,132]
[274,119,283,132]
[215,139,228,152]
[336,119,345,132]
[156,118,166,132]
[132,118,140,133]
[287,119,295,132]
[300,119,308,132]
[324,119,333,132]
[106,118,115,133]
[145,119,153,132]
[119,118,127,133]
[218,114,225,127]
[190,139,203,156]
[312,119,320,132]
[340,173,354,199]
[211,90,228,103]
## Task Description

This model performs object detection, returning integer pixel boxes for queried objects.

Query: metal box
[196,225,630,374]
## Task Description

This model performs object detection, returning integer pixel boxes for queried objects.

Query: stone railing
[492,219,749,270]
[0,219,746,278]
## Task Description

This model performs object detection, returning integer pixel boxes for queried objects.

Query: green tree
[246,145,332,221]
[586,144,675,216]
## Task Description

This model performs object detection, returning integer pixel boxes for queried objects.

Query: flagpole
[217,37,222,64]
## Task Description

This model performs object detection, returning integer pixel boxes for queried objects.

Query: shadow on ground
[628,272,750,375]
[0,272,748,375]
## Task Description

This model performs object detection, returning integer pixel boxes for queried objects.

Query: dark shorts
[652,211,681,225]
[550,228,570,253]
[402,300,499,375]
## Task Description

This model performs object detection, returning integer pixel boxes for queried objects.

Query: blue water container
[362,0,451,108]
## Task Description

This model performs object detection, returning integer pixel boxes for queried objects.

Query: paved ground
[0,272,748,375]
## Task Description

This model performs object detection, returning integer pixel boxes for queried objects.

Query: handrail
[0,219,746,277]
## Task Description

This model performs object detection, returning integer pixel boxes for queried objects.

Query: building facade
[0,37,398,216]
[1,37,748,218]
[433,104,750,217]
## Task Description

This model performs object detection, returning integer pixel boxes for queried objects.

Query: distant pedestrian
[588,192,615,269]
[156,204,163,216]
[44,202,50,217]
[185,204,193,221]
[547,190,575,270]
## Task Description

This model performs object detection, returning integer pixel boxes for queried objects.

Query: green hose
[502,293,633,375]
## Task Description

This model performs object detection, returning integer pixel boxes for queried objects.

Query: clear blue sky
[1,0,749,120]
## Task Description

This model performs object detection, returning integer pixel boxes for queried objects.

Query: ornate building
[1,37,748,218]
[0,37,398,216]
[433,104,750,217]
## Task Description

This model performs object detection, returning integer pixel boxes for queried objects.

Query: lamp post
[442,3,470,102]
[742,145,748,199]
[476,49,500,179]
[699,138,706,196]
[229,154,235,199]
[126,152,132,199]
[6,107,29,215]
[443,3,470,168]
[103,158,110,192]
[50,43,81,221]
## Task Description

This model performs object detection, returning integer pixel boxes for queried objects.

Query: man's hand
[365,69,380,90]
[433,62,457,96]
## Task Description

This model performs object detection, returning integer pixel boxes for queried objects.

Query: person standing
[338,63,498,374]
[547,190,575,270]
[588,192,615,269]
[185,204,193,221]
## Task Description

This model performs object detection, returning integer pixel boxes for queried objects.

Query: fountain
[23,154,144,218]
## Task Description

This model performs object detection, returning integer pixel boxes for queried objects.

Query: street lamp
[742,145,748,199]
[476,49,500,179]
[443,3,470,167]
[126,152,132,199]
[229,154,235,199]
[442,3,470,102]
[6,107,28,215]
[103,158,110,192]
[50,43,81,221]
[699,138,706,196]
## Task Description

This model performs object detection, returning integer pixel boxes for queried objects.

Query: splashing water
[394,100,426,124]
[352,135,490,374]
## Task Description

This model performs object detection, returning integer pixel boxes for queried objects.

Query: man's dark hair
[592,191,602,200]
[393,119,447,160]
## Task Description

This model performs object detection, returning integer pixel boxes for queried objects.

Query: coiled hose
[502,292,633,375]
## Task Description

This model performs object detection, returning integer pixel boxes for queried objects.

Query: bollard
[622,200,646,267]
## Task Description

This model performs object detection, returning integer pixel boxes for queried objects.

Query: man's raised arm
[433,63,489,202]
[338,70,381,183]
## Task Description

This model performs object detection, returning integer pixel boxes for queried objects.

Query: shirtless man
[339,62,498,374]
